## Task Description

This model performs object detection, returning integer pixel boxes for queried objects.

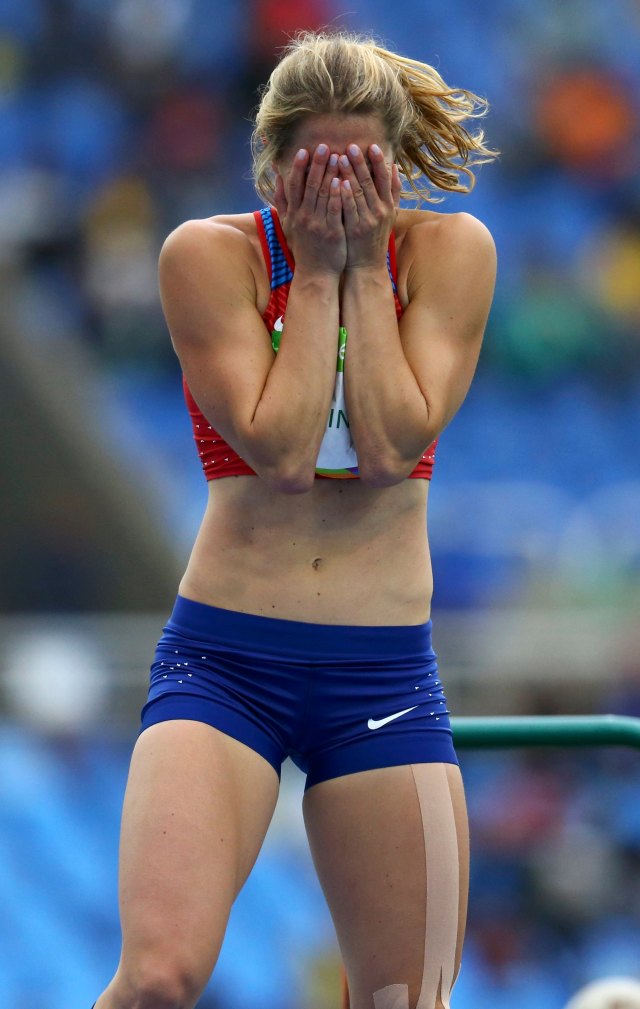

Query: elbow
[357,444,427,487]
[357,431,437,488]
[358,467,406,489]
[245,437,316,494]
[357,458,411,489]
[260,459,316,495]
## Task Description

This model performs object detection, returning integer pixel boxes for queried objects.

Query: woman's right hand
[273,144,347,276]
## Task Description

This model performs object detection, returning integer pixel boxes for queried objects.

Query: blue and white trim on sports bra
[258,206,399,293]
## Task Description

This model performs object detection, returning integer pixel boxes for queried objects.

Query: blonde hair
[252,30,499,205]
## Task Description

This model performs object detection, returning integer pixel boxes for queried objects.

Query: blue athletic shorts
[140,595,458,789]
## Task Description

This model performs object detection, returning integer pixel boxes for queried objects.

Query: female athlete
[94,30,497,1009]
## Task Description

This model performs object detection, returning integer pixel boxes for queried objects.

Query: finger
[344,144,378,212]
[326,175,343,229]
[273,173,287,220]
[287,148,309,211]
[369,143,392,204]
[316,153,339,213]
[391,163,402,207]
[302,143,330,212]
[338,154,364,218]
[340,178,359,229]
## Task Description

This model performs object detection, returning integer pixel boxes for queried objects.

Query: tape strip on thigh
[372,765,460,1009]
[413,763,460,1009]
[373,984,410,1009]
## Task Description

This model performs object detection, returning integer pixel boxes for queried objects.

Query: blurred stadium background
[1,0,639,1006]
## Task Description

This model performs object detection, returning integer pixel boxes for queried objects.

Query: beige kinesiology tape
[374,984,410,1009]
[372,764,461,1009]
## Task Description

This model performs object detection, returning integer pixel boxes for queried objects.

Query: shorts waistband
[166,595,433,659]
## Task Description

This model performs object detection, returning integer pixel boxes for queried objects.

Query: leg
[303,763,469,1009]
[96,720,280,1009]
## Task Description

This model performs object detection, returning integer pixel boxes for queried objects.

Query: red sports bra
[183,208,438,481]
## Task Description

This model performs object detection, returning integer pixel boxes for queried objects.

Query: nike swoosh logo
[367,706,419,730]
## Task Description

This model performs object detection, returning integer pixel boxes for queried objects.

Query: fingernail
[329,153,338,167]
[317,143,328,155]
[296,149,307,161]
[339,154,350,168]
[348,144,359,157]
[371,143,382,155]
[343,179,352,191]
[331,177,340,189]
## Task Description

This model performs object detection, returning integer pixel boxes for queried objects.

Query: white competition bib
[271,321,358,478]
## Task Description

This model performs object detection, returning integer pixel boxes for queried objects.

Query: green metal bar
[451,714,640,750]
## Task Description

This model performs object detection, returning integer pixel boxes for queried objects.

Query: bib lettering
[271,322,358,478]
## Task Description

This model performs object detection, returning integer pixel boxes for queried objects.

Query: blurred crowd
[1,0,639,375]
[1,0,640,1006]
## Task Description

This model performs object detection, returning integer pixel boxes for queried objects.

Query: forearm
[250,268,340,489]
[342,266,433,483]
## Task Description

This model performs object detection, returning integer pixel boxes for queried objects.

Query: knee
[111,958,205,1009]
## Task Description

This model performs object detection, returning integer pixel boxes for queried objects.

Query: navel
[311,557,322,571]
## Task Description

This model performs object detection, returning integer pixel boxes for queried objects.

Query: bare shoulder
[160,213,259,268]
[395,209,496,302]
[397,208,495,258]
[158,212,269,307]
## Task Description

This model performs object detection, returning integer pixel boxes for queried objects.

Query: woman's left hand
[338,144,402,270]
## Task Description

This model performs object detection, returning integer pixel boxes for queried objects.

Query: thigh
[303,763,469,1009]
[116,720,280,989]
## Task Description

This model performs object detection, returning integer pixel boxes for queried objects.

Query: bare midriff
[178,476,433,626]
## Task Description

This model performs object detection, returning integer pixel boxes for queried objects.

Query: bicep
[158,221,274,455]
[400,214,497,435]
